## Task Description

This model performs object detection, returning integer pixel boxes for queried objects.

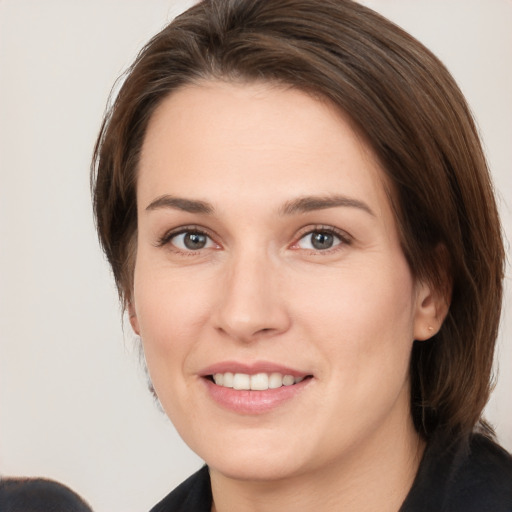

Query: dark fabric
[150,434,512,511]
[0,478,94,512]
[149,467,212,512]
[399,434,512,511]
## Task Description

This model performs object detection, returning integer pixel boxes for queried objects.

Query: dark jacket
[150,434,512,511]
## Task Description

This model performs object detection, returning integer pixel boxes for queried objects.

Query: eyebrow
[279,195,375,216]
[145,195,214,214]
[145,193,374,217]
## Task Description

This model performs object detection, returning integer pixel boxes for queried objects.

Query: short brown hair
[91,0,504,440]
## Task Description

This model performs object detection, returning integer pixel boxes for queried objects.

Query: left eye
[296,231,342,251]
[170,231,215,251]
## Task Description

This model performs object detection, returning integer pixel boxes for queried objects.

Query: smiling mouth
[206,372,312,391]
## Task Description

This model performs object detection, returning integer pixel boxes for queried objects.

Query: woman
[91,0,512,510]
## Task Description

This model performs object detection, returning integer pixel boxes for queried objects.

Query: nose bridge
[214,243,289,341]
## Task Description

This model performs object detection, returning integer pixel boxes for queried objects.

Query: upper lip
[199,361,311,378]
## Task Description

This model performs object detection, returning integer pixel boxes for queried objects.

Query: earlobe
[127,301,140,335]
[413,280,451,341]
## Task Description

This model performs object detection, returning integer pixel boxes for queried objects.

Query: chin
[182,426,312,482]
[207,453,307,482]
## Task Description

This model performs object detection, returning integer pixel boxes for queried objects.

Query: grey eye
[172,232,213,251]
[184,233,207,249]
[298,231,341,251]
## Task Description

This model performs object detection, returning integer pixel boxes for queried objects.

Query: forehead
[142,80,371,158]
[138,80,391,217]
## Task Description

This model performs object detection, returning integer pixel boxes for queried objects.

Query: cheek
[295,258,416,374]
[133,271,214,427]
[132,261,214,375]
[294,262,417,441]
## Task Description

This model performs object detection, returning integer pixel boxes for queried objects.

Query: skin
[130,81,446,512]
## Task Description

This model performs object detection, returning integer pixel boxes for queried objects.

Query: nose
[212,248,291,342]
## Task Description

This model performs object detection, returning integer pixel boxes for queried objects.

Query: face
[131,81,434,482]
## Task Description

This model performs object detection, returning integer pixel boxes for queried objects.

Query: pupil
[184,233,207,250]
[311,232,333,250]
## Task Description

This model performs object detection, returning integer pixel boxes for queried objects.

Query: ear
[127,299,140,335]
[413,278,451,340]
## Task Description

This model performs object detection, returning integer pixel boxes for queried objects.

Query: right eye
[168,231,216,251]
[296,230,342,251]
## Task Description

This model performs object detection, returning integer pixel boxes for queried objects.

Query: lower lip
[202,377,311,414]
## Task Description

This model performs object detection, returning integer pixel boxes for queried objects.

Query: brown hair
[91,0,504,440]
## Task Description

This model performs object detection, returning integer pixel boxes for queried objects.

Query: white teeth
[282,374,295,386]
[269,372,283,389]
[250,373,269,390]
[212,372,305,390]
[233,373,250,390]
[222,372,234,387]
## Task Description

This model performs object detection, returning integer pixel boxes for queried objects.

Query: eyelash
[292,225,352,254]
[156,226,218,254]
[156,225,352,255]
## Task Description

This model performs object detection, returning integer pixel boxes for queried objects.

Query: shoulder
[401,434,512,512]
[149,466,212,512]
[451,435,512,509]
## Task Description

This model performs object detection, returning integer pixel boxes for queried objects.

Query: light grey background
[0,1,510,511]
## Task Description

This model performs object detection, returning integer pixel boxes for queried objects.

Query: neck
[210,414,425,512]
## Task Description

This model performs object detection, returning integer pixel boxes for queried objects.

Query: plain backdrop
[1,1,511,511]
